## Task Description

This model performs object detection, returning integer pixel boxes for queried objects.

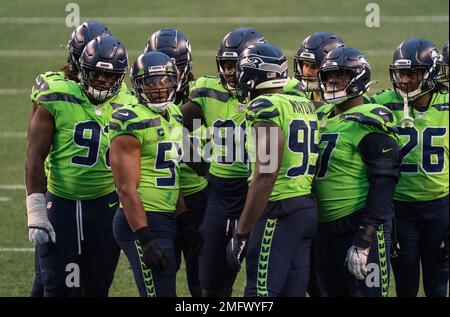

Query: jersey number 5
[155,142,181,187]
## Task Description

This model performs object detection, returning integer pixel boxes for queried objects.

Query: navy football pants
[113,208,178,297]
[391,195,449,297]
[245,195,317,297]
[174,187,208,297]
[38,191,120,297]
[315,210,392,297]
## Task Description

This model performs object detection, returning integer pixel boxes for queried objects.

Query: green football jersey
[246,93,319,201]
[109,103,184,212]
[372,89,449,201]
[175,81,208,196]
[189,76,248,178]
[283,77,310,99]
[31,71,67,177]
[33,78,136,200]
[314,103,398,222]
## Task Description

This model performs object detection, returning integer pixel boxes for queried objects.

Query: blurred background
[0,0,448,296]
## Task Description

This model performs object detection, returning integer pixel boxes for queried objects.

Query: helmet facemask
[390,64,435,101]
[294,54,320,91]
[217,54,239,92]
[80,65,125,104]
[319,68,367,104]
[436,59,449,88]
[175,60,192,93]
[389,51,438,101]
[133,72,178,113]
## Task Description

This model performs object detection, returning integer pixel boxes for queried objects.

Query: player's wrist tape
[26,193,47,225]
[134,226,155,245]
[354,224,377,249]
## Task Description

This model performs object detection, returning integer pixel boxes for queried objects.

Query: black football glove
[135,226,169,271]
[177,212,203,258]
[226,229,249,271]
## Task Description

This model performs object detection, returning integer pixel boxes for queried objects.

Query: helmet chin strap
[401,96,415,128]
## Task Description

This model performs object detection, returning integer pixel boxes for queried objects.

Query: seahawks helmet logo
[240,56,264,69]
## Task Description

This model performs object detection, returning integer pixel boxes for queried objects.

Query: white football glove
[26,193,55,245]
[345,245,370,280]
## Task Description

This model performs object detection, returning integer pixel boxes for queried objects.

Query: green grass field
[0,0,447,297]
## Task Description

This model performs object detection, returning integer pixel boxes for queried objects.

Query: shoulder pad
[246,97,280,121]
[340,107,397,134]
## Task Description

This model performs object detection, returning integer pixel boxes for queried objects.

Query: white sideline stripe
[0,16,447,24]
[0,132,27,137]
[0,49,392,58]
[0,89,29,95]
[0,197,11,202]
[0,185,25,190]
[0,248,34,252]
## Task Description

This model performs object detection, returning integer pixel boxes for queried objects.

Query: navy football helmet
[79,35,128,104]
[318,46,371,104]
[235,43,288,102]
[389,38,439,101]
[67,21,112,78]
[144,28,193,93]
[216,28,267,91]
[294,32,344,91]
[437,43,449,88]
[131,51,178,113]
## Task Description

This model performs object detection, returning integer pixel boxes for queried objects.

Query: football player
[144,29,206,297]
[28,21,111,296]
[226,43,319,297]
[314,46,401,297]
[109,51,201,297]
[372,38,449,297]
[25,35,135,296]
[289,31,344,102]
[181,27,266,297]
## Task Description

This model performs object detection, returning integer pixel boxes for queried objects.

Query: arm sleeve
[354,132,401,248]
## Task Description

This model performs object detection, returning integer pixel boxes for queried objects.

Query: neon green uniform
[109,103,184,212]
[32,78,135,200]
[246,93,319,201]
[176,81,208,196]
[372,89,449,201]
[189,76,248,178]
[314,103,398,222]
